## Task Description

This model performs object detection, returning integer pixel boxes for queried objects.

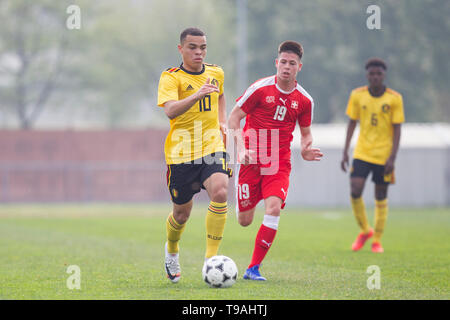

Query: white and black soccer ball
[202,255,238,288]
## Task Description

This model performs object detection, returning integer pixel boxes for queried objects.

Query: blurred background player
[341,58,405,253]
[157,27,231,283]
[228,40,323,280]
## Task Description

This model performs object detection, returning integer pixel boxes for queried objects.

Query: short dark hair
[365,57,387,70]
[180,27,206,44]
[278,40,303,60]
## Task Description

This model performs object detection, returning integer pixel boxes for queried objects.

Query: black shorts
[166,152,232,205]
[350,159,395,185]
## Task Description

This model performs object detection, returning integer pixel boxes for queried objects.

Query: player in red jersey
[228,41,323,280]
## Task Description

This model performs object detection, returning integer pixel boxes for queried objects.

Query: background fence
[1,123,448,207]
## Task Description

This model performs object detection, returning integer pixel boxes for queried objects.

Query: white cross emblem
[291,101,298,109]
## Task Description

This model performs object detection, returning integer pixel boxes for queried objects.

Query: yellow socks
[351,196,370,234]
[166,201,228,258]
[373,199,388,243]
[205,201,227,259]
[166,213,186,254]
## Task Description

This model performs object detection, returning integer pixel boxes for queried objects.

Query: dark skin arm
[341,119,357,172]
[384,123,401,175]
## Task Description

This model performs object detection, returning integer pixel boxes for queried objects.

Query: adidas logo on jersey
[186,84,194,91]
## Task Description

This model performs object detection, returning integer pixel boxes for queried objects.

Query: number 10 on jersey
[199,94,211,112]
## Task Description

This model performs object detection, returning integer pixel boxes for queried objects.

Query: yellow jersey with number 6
[157,63,225,164]
[346,86,405,165]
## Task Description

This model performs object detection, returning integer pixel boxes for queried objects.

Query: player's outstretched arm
[164,78,219,119]
[228,105,255,164]
[341,119,357,172]
[300,126,323,161]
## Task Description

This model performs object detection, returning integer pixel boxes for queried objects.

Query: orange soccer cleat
[351,228,374,251]
[371,242,384,253]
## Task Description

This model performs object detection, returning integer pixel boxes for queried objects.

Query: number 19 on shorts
[237,183,250,200]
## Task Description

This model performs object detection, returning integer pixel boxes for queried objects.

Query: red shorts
[235,162,291,213]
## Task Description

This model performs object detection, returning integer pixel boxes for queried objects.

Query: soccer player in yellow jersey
[157,27,231,282]
[341,58,405,253]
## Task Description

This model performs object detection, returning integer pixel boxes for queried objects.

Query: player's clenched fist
[195,77,220,100]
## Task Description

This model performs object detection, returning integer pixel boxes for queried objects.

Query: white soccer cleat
[164,242,181,283]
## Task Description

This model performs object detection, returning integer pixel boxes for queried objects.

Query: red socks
[248,215,279,268]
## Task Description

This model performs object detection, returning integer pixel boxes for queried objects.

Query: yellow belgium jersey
[346,86,405,165]
[157,63,225,164]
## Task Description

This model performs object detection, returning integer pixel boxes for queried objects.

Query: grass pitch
[0,204,448,300]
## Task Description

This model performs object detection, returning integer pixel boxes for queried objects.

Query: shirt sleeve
[392,94,405,124]
[157,72,178,107]
[345,91,359,120]
[298,98,313,127]
[235,85,260,114]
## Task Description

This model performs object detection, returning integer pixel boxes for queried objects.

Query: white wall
[287,147,449,208]
[286,123,450,208]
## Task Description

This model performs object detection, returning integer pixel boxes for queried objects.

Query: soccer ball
[202,255,238,288]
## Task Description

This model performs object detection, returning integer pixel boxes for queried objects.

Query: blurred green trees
[0,0,448,128]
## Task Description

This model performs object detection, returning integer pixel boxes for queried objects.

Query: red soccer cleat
[351,228,374,251]
[371,242,384,253]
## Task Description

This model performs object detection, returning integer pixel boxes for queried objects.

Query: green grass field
[0,204,448,300]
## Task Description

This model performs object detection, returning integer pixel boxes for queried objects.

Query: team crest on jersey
[266,96,275,103]
[211,78,219,87]
[291,100,298,109]
[382,104,390,113]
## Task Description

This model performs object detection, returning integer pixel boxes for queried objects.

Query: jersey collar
[180,63,205,75]
[368,85,386,98]
[274,75,298,94]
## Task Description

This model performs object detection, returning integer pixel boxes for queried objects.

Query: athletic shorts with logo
[166,152,232,205]
[350,158,395,185]
[236,161,291,213]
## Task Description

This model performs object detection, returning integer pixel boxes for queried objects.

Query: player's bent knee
[238,219,252,227]
[172,204,192,224]
[350,179,365,197]
[238,208,255,227]
[375,193,387,201]
[265,207,281,217]
[375,186,388,200]
[238,215,253,227]
[265,200,282,216]
[172,212,189,225]
[211,186,228,203]
[351,192,363,199]
[351,186,363,198]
